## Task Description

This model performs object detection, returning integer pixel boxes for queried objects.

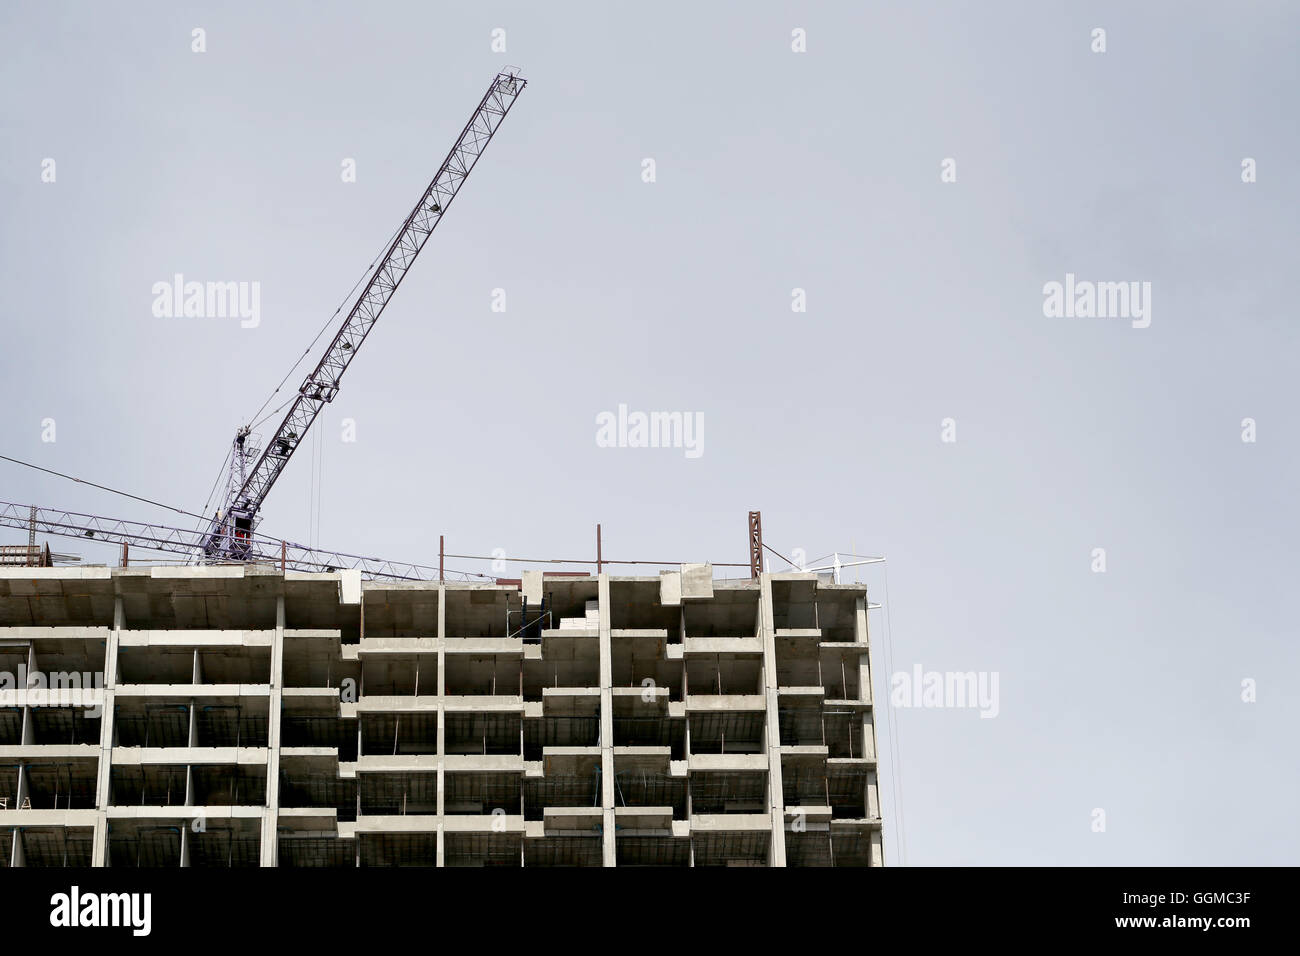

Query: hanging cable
[0,454,212,524]
[242,217,406,430]
[199,446,232,518]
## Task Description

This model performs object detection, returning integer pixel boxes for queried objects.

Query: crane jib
[200,71,526,563]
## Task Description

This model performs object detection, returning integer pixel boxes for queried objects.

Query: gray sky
[1,0,1296,865]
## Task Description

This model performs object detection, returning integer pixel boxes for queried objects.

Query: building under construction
[0,71,882,867]
[0,562,882,866]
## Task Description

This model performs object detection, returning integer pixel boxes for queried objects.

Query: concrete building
[0,564,883,866]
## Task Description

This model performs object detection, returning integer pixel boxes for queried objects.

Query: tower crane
[203,69,526,561]
[0,70,527,579]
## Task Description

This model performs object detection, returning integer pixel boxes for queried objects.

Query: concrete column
[856,597,876,755]
[14,765,28,812]
[436,583,445,867]
[91,592,123,866]
[856,595,885,864]
[597,575,615,867]
[20,645,35,746]
[757,574,787,867]
[260,593,285,866]
[182,759,195,868]
[866,770,881,819]
[15,646,33,851]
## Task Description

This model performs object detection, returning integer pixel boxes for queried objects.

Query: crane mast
[202,70,526,561]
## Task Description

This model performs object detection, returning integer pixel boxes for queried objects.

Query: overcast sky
[1,0,1296,865]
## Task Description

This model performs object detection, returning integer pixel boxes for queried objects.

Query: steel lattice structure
[0,499,444,581]
[201,70,527,561]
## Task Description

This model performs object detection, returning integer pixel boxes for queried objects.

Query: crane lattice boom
[203,70,526,561]
[0,499,441,581]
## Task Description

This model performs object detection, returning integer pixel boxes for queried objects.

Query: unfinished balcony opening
[188,820,261,867]
[828,765,872,819]
[281,698,357,759]
[822,653,862,701]
[359,771,438,815]
[279,756,357,822]
[688,712,765,755]
[109,765,187,806]
[20,757,98,809]
[113,701,190,747]
[360,587,440,638]
[0,766,29,812]
[443,587,514,639]
[613,706,684,757]
[523,714,598,759]
[688,771,767,814]
[0,708,20,745]
[116,644,272,686]
[108,823,182,867]
[616,835,689,867]
[283,634,357,689]
[445,771,520,815]
[196,646,271,684]
[611,634,681,698]
[196,700,269,747]
[360,712,437,755]
[10,826,93,867]
[284,578,359,640]
[28,638,106,685]
[771,578,818,630]
[446,712,522,755]
[781,758,829,806]
[537,618,600,682]
[772,580,860,643]
[0,644,28,685]
[28,706,101,745]
[523,772,598,821]
[612,767,686,817]
[361,653,437,696]
[277,834,355,867]
[775,635,821,687]
[831,828,875,866]
[539,578,599,632]
[824,710,865,758]
[683,587,759,638]
[685,654,762,697]
[812,590,861,643]
[522,653,598,697]
[609,579,682,642]
[778,703,826,747]
[0,573,115,626]
[446,655,521,697]
[190,764,267,806]
[116,646,194,685]
[524,834,602,867]
[445,832,521,867]
[691,830,770,867]
[507,597,552,643]
[118,574,278,631]
[786,831,834,867]
[359,832,437,867]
